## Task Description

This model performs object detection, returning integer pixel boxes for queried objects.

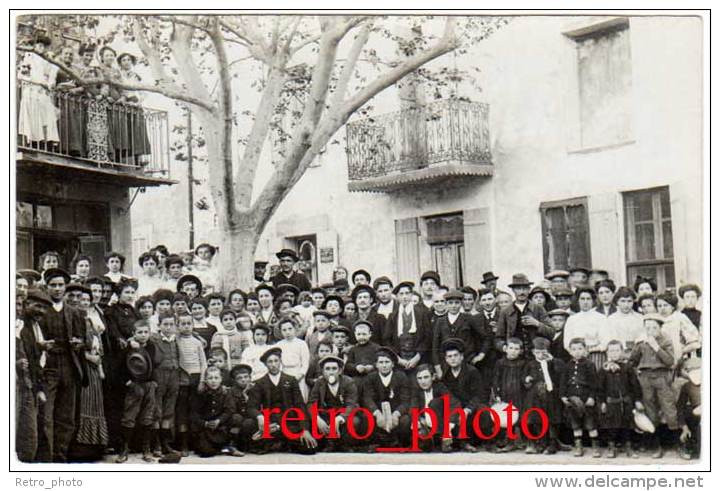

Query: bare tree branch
[219,18,271,64]
[330,21,372,109]
[156,15,212,33]
[282,16,303,54]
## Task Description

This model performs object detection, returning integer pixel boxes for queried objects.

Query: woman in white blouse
[564,287,615,370]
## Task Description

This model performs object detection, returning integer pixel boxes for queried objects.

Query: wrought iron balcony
[16,80,173,187]
[345,99,492,192]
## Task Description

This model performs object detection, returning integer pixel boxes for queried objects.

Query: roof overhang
[347,162,493,193]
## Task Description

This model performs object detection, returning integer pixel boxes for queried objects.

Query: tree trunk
[218,227,260,292]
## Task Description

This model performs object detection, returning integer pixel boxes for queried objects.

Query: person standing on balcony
[55,44,86,157]
[18,35,59,150]
[117,52,151,165]
[98,46,127,163]
[78,44,113,163]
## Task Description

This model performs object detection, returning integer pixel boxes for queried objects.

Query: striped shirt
[177,335,207,376]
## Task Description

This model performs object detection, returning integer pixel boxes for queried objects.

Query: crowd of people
[15,243,703,464]
[17,34,150,164]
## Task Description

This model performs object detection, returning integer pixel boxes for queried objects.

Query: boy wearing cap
[270,249,312,293]
[38,268,87,463]
[117,320,157,463]
[307,355,360,452]
[419,271,441,313]
[223,364,256,455]
[306,310,333,356]
[331,324,352,359]
[372,277,397,319]
[547,309,572,363]
[384,282,432,377]
[627,314,677,459]
[247,347,317,454]
[559,338,600,457]
[362,347,411,448]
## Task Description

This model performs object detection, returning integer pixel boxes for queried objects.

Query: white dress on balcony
[18,52,59,144]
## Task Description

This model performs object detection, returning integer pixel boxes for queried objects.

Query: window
[426,213,465,288]
[623,187,675,291]
[540,198,592,273]
[572,20,633,149]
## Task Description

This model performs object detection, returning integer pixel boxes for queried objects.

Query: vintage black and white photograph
[11,10,707,469]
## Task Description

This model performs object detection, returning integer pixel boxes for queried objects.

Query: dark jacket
[18,316,45,393]
[383,304,432,361]
[355,309,387,345]
[224,384,253,426]
[431,313,475,367]
[247,372,308,427]
[307,374,358,414]
[363,370,411,415]
[344,342,380,377]
[495,303,553,356]
[409,382,462,414]
[39,304,87,386]
[191,385,230,431]
[270,271,312,292]
[442,363,490,412]
[559,357,598,400]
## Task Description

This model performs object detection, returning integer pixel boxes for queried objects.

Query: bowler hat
[259,346,283,364]
[43,268,71,285]
[177,274,202,293]
[318,354,345,369]
[375,347,399,365]
[508,273,533,288]
[372,276,394,290]
[322,295,345,311]
[26,288,52,306]
[420,271,441,285]
[275,249,299,261]
[351,284,376,302]
[481,271,500,284]
[441,337,465,353]
[392,281,415,295]
[351,269,372,283]
[127,352,151,380]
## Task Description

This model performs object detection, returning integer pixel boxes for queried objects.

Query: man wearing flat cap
[419,270,441,313]
[247,347,317,454]
[431,290,476,379]
[37,268,87,462]
[495,273,553,358]
[307,355,360,451]
[270,248,312,293]
[544,270,570,297]
[371,276,398,319]
[253,260,269,287]
[361,347,412,448]
[16,288,53,462]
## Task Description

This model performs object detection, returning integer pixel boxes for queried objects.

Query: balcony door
[432,243,465,289]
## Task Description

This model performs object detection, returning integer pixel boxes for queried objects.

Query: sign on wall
[320,247,334,263]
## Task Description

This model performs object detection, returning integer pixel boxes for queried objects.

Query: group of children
[15,248,703,462]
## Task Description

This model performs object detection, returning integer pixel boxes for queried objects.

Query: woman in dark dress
[97,46,128,162]
[54,45,86,157]
[117,52,151,164]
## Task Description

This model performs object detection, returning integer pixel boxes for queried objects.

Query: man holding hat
[307,355,360,451]
[495,273,553,358]
[16,288,53,462]
[352,284,386,344]
[247,347,317,454]
[270,249,312,293]
[38,268,87,462]
[362,347,412,448]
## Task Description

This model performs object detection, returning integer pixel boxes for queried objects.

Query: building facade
[256,15,703,291]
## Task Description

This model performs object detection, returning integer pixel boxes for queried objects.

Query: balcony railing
[17,80,170,177]
[345,99,492,183]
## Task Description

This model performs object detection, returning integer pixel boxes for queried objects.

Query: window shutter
[566,203,592,269]
[16,230,33,270]
[79,235,107,277]
[395,217,420,282]
[463,208,492,286]
[588,192,621,281]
